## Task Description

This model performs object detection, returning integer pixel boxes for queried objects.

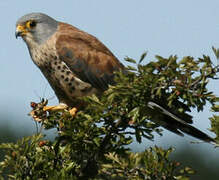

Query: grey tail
[147,101,215,144]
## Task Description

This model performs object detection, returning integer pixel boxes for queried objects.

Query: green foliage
[212,46,219,60]
[0,53,218,179]
[99,147,194,180]
[209,98,219,142]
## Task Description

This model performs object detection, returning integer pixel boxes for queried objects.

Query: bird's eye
[26,20,36,28]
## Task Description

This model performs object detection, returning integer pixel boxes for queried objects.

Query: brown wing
[55,22,124,91]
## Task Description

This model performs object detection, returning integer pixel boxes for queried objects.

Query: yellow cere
[16,25,28,35]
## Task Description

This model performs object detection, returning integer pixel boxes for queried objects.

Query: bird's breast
[29,44,98,101]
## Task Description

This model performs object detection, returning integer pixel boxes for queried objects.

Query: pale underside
[26,32,99,106]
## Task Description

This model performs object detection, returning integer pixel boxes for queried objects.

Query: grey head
[16,13,58,45]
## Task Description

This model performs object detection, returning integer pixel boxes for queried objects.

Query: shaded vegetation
[0,52,218,179]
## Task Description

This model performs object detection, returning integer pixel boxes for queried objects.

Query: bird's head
[15,13,58,45]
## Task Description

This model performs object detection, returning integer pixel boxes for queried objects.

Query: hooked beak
[15,31,21,39]
[15,25,27,39]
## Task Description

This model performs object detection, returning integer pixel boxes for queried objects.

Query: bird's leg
[43,103,68,112]
[43,103,77,116]
[29,99,78,123]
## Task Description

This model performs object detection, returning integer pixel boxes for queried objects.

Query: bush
[0,51,218,179]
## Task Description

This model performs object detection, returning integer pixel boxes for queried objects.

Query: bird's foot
[69,107,77,116]
[43,103,68,112]
[43,104,77,116]
[29,99,78,122]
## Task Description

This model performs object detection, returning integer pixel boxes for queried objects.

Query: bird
[15,12,215,144]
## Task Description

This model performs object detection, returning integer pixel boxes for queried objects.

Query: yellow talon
[29,100,78,122]
[42,103,77,117]
[69,107,77,116]
[43,103,68,112]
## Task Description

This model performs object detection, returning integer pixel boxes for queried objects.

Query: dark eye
[26,20,36,28]
[29,21,36,27]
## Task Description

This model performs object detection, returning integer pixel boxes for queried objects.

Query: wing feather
[55,22,124,91]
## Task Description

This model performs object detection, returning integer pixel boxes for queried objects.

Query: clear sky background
[0,0,219,173]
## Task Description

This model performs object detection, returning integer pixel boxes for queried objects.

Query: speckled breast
[29,40,98,104]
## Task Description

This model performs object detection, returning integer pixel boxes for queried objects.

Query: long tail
[147,101,215,144]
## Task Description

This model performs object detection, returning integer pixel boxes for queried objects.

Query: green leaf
[139,51,147,64]
[212,46,219,60]
[124,57,137,64]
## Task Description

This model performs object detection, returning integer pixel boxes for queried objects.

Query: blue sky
[0,0,219,164]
